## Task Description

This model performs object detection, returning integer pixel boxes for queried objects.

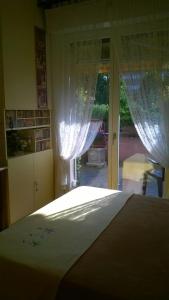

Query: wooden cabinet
[8,149,54,224]
[0,2,54,227]
[5,109,53,224]
[0,30,6,167]
[8,155,34,224]
[0,168,8,230]
[1,2,38,110]
[34,150,54,210]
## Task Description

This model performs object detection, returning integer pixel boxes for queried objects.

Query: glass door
[78,71,109,188]
[118,80,161,196]
[76,32,166,196]
[76,38,112,188]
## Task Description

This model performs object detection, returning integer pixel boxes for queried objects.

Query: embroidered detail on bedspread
[22,227,56,247]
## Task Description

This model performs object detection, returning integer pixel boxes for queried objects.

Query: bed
[0,186,169,300]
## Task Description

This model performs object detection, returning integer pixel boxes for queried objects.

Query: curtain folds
[57,39,102,188]
[79,120,103,157]
[120,27,169,168]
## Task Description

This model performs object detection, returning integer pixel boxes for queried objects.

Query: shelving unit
[5,109,51,157]
[5,109,54,224]
[35,127,51,152]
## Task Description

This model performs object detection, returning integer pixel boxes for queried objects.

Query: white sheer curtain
[120,28,169,168]
[79,120,103,157]
[57,39,102,188]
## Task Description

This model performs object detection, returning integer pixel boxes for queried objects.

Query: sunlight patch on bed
[31,187,121,222]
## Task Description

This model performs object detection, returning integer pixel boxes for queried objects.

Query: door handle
[112,132,117,143]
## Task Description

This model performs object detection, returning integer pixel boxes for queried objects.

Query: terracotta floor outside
[79,135,159,197]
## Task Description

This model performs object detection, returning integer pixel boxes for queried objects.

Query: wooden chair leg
[157,178,163,197]
[142,172,148,195]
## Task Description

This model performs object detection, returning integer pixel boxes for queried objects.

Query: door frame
[107,37,120,190]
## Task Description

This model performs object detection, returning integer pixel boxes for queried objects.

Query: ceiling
[37,0,88,9]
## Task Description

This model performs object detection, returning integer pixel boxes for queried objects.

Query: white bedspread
[0,186,132,300]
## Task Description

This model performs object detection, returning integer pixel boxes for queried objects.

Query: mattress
[0,186,131,300]
[1,186,169,300]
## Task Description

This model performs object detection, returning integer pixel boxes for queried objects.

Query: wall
[0,0,45,110]
[0,23,6,166]
[46,0,169,32]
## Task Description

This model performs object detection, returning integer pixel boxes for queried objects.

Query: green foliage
[120,80,133,126]
[92,104,109,121]
[76,157,81,186]
[95,73,109,105]
[94,74,133,127]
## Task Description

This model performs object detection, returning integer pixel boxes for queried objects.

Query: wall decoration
[35,27,48,108]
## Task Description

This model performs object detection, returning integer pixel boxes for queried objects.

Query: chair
[142,158,165,197]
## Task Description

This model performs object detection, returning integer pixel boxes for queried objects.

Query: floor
[79,133,160,197]
[79,163,159,196]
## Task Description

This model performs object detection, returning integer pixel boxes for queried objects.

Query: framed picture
[35,27,48,108]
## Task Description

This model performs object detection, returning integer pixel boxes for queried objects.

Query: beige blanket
[57,194,169,300]
[0,186,131,300]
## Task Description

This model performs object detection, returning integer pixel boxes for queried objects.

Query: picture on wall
[35,26,48,108]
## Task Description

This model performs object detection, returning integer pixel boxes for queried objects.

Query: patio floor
[79,162,159,196]
[79,131,162,197]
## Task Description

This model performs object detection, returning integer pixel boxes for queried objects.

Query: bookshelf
[5,109,51,157]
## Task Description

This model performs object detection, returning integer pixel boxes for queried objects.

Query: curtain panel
[120,26,169,168]
[56,39,102,189]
